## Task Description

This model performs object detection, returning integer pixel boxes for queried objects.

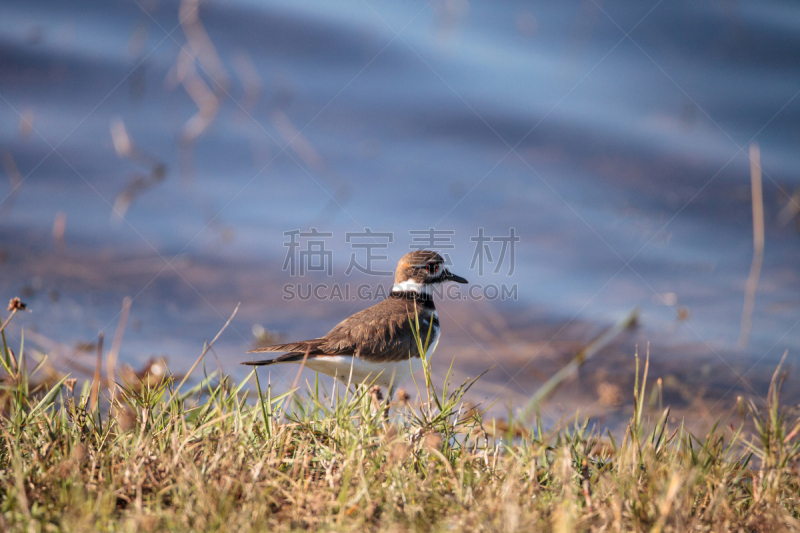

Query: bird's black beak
[445,269,468,284]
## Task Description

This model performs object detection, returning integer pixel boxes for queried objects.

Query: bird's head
[392,250,468,295]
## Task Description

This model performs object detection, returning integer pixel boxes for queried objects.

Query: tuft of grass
[2,308,800,531]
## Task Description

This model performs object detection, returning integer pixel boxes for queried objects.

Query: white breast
[422,311,440,360]
[304,356,423,389]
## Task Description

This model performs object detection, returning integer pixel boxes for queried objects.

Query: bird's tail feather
[246,338,325,354]
[241,352,308,366]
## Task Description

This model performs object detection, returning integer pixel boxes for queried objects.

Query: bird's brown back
[320,293,437,363]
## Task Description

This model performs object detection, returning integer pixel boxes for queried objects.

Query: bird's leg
[368,385,386,417]
[383,384,396,419]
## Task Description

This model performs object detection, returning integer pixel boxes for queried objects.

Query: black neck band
[389,290,435,306]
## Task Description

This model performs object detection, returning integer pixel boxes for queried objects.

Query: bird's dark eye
[426,263,439,274]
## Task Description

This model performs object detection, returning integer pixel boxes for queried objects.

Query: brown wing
[320,297,434,363]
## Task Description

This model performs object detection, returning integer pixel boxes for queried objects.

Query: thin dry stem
[739,142,764,348]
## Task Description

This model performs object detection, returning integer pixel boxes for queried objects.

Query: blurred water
[1,0,799,399]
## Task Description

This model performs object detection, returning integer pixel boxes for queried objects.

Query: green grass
[2,310,800,532]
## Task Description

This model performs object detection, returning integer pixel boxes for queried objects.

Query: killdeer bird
[243,250,468,397]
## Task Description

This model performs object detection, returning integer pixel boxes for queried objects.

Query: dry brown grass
[2,306,800,532]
